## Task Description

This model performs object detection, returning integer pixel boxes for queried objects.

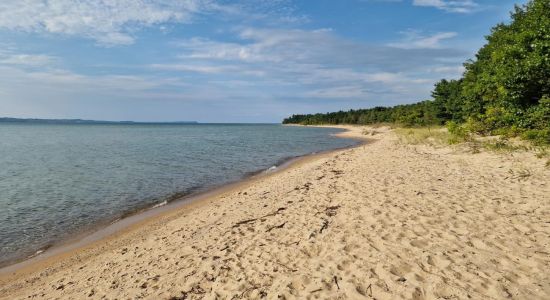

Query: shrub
[446,121,470,144]
[522,129,550,145]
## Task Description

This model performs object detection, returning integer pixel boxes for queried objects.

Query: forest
[283,0,549,144]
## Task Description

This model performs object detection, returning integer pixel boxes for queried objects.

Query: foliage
[446,121,471,144]
[283,101,444,127]
[283,0,550,144]
[432,79,465,122]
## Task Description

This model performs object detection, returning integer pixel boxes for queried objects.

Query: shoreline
[0,126,367,279]
[2,124,548,299]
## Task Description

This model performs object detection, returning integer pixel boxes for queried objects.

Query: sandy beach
[1,125,549,299]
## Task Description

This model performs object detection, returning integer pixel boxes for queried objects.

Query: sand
[1,125,549,299]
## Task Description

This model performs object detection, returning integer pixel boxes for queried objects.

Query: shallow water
[0,123,358,266]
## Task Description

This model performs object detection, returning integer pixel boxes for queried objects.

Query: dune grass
[394,127,454,146]
[394,126,550,167]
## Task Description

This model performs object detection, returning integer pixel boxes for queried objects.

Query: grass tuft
[394,127,451,146]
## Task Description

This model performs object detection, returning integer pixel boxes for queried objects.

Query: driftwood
[261,207,286,218]
[232,218,257,228]
[232,207,287,228]
[266,222,286,232]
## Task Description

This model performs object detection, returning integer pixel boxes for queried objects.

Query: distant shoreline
[0,117,198,125]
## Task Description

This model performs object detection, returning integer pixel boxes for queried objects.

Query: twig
[232,207,286,228]
[334,276,340,290]
[366,283,372,297]
[261,207,286,218]
[266,222,286,232]
[276,261,298,272]
[320,220,329,233]
[232,218,257,228]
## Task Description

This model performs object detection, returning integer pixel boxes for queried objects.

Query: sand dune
[1,126,549,299]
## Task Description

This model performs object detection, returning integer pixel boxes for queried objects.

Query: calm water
[0,123,358,266]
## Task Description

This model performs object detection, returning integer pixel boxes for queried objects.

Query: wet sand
[1,125,549,299]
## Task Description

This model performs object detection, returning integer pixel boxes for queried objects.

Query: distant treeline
[284,0,549,144]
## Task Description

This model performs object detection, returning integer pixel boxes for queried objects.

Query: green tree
[432,79,465,122]
[461,0,550,131]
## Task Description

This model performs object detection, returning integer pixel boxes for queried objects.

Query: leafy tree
[461,0,550,131]
[432,79,465,122]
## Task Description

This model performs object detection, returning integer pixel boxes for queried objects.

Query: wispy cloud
[163,27,466,102]
[0,46,58,67]
[216,0,310,25]
[389,30,457,49]
[304,85,372,99]
[0,53,57,67]
[0,65,187,94]
[413,0,478,13]
[431,65,465,77]
[174,27,465,71]
[151,63,232,74]
[0,0,309,46]
[0,0,212,45]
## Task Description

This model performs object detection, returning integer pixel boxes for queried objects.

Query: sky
[0,0,527,123]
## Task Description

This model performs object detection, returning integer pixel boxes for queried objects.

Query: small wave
[265,166,277,173]
[28,247,48,259]
[151,200,168,209]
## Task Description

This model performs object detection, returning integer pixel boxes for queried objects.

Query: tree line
[283,0,549,144]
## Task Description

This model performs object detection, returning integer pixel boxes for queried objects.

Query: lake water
[0,123,358,266]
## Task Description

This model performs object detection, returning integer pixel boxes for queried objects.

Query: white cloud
[432,65,465,73]
[0,66,185,93]
[304,86,371,99]
[165,27,467,102]
[0,54,57,67]
[217,0,310,25]
[413,0,478,13]
[389,30,457,49]
[0,0,210,45]
[0,0,310,46]
[175,28,338,63]
[150,63,266,76]
[175,27,464,70]
[151,63,231,74]
[177,37,260,62]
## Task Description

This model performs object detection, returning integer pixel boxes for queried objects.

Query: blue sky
[0,0,526,122]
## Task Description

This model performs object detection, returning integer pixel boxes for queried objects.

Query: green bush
[522,129,550,145]
[446,121,471,144]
